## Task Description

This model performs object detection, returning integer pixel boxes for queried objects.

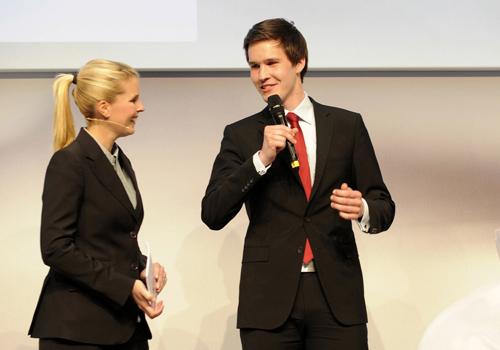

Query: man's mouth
[261,84,275,91]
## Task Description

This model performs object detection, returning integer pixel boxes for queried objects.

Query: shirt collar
[285,93,314,125]
[84,128,120,165]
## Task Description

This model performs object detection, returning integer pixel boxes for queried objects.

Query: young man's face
[248,40,305,110]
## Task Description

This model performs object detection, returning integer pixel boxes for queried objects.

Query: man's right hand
[259,124,298,166]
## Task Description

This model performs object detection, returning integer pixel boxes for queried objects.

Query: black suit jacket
[29,129,151,345]
[202,97,395,329]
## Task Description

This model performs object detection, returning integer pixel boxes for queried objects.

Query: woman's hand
[140,262,167,294]
[153,262,167,294]
[140,263,167,294]
[131,279,164,319]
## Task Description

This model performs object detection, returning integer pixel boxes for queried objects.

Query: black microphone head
[268,94,285,123]
[267,94,283,110]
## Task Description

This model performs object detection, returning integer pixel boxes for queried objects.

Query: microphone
[86,118,130,129]
[267,94,299,172]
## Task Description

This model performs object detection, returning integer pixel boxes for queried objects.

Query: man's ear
[96,100,111,118]
[295,57,306,75]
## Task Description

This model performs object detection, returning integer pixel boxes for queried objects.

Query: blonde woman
[29,59,166,350]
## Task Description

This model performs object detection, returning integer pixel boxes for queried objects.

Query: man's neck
[283,90,307,111]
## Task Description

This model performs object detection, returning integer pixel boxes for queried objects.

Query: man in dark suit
[202,18,395,350]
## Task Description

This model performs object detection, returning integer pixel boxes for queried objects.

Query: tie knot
[286,112,299,127]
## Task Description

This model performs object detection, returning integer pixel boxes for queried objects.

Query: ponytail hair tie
[72,75,78,85]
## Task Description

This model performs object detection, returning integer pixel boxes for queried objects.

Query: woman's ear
[96,100,111,118]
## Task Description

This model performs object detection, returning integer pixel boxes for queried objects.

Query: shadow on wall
[356,222,427,350]
[158,225,244,350]
[419,230,500,350]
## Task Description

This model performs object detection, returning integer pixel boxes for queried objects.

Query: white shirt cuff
[356,198,371,233]
[253,151,272,176]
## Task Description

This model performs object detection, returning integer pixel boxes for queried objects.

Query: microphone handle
[285,139,300,171]
[272,113,300,172]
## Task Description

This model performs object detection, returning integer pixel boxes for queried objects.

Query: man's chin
[261,91,279,104]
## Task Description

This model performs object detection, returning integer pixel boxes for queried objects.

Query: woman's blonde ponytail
[52,74,76,152]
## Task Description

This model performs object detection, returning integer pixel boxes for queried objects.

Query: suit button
[130,231,137,239]
[304,217,311,223]
[297,246,304,254]
[131,263,138,271]
[249,178,254,183]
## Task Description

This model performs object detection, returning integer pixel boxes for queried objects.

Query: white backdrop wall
[2,0,499,70]
[1,73,499,350]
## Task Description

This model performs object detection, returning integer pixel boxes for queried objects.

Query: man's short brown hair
[243,18,308,82]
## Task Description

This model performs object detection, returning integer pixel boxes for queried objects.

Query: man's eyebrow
[248,57,281,65]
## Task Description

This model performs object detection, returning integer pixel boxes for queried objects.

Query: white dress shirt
[253,94,371,232]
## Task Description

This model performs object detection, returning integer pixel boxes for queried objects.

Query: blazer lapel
[76,129,140,223]
[119,149,144,222]
[309,98,334,202]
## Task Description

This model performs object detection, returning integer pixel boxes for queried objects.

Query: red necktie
[286,112,313,264]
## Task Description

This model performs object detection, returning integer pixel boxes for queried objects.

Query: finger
[332,186,349,198]
[264,134,285,151]
[265,126,296,144]
[348,190,362,199]
[331,195,362,206]
[284,130,297,144]
[150,301,165,319]
[157,272,167,293]
[331,205,361,221]
[271,132,295,146]
[144,300,164,319]
[158,269,166,282]
[154,300,164,312]
[143,295,155,308]
[331,190,362,201]
[153,262,163,278]
[338,211,361,220]
[333,184,357,196]
[154,263,166,286]
[331,202,362,214]
[138,297,155,316]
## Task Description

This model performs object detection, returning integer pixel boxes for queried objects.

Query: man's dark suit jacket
[202,97,395,330]
[29,129,151,345]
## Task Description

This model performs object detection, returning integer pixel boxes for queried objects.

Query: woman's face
[107,76,145,136]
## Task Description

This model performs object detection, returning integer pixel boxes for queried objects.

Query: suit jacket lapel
[119,149,144,222]
[309,98,334,202]
[260,99,336,202]
[76,129,141,223]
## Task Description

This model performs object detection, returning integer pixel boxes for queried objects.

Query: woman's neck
[86,125,117,152]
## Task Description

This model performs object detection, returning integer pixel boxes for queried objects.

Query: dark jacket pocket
[242,246,269,263]
[341,242,359,259]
